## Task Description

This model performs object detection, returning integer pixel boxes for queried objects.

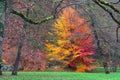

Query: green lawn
[0,71,119,80]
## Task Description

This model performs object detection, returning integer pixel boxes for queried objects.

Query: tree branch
[110,0,120,4]
[52,0,64,15]
[11,9,55,25]
[97,0,120,14]
[10,0,64,25]
[93,0,120,42]
[92,0,120,25]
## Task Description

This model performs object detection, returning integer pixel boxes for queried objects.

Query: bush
[1,65,13,71]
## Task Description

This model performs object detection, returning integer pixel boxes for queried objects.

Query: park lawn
[0,72,119,80]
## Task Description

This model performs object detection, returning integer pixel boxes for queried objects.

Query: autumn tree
[46,7,95,72]
[0,0,63,74]
[69,0,120,73]
[82,0,111,74]
[0,0,64,75]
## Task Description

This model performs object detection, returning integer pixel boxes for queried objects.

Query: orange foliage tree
[46,7,95,72]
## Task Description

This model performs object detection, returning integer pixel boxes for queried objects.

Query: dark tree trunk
[102,50,110,74]
[0,39,3,75]
[12,44,23,75]
[0,49,2,75]
[103,62,110,74]
[12,34,25,75]
[0,64,2,75]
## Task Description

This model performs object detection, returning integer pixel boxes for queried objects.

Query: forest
[0,0,120,80]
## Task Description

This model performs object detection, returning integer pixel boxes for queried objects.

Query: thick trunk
[0,41,2,75]
[102,53,110,74]
[103,62,110,74]
[12,34,24,75]
[0,0,6,75]
[0,0,13,75]
[12,43,23,75]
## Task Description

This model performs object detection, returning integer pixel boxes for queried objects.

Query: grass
[1,67,120,80]
[91,67,120,73]
[0,71,120,80]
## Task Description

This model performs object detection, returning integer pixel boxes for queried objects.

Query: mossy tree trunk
[0,0,5,75]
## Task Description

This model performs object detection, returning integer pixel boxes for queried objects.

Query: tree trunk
[0,64,2,75]
[103,62,109,74]
[12,34,25,75]
[0,54,1,75]
[12,44,22,75]
[0,40,2,75]
[0,42,2,75]
[0,0,6,75]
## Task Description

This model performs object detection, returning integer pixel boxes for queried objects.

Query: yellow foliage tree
[46,7,95,72]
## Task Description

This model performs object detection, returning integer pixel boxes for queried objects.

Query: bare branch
[93,0,120,42]
[52,0,64,15]
[11,0,64,25]
[97,0,120,14]
[110,0,120,4]
[92,0,120,25]
[11,9,55,25]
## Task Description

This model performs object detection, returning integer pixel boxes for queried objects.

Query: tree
[46,6,95,72]
[92,0,120,72]
[92,0,120,41]
[83,0,111,74]
[0,0,65,75]
[0,0,13,75]
[12,0,64,75]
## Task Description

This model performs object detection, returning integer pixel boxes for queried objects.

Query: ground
[0,71,120,80]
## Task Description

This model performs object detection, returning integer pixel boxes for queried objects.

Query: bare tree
[92,0,120,72]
